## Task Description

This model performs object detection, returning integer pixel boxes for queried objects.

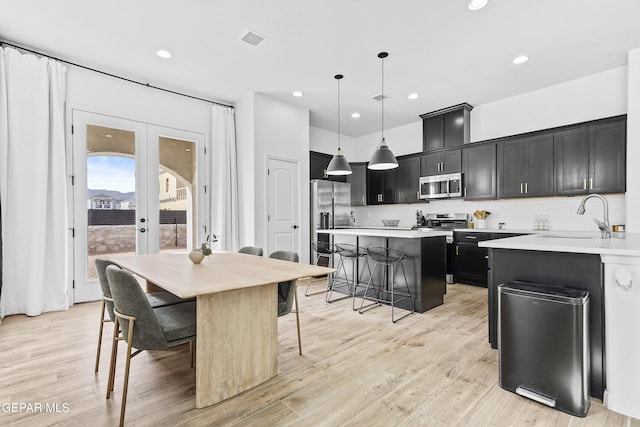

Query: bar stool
[326,243,370,305]
[306,241,337,296]
[358,247,415,323]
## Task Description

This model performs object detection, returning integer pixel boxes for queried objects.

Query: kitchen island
[318,228,449,313]
[480,232,640,419]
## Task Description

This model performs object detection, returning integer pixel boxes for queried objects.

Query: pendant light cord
[381,55,385,140]
[337,76,341,149]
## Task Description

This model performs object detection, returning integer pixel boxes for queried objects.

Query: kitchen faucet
[576,194,611,239]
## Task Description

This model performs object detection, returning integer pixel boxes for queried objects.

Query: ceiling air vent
[372,94,388,102]
[240,29,268,47]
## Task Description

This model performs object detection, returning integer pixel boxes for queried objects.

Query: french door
[71,111,206,303]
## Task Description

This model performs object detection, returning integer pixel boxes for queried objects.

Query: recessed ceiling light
[513,55,529,64]
[408,93,419,100]
[156,50,172,59]
[292,91,303,97]
[351,112,361,119]
[468,0,488,10]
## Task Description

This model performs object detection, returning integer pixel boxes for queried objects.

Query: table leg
[195,283,278,408]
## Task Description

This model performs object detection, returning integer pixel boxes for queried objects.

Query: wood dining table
[109,251,334,408]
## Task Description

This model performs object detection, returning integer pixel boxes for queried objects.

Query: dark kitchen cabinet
[454,232,524,287]
[309,151,346,182]
[421,103,473,151]
[396,155,421,204]
[348,163,367,206]
[554,117,626,195]
[589,120,626,193]
[498,133,554,198]
[462,143,496,200]
[420,149,462,176]
[367,168,396,205]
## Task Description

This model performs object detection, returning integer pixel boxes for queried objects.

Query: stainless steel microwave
[419,173,463,199]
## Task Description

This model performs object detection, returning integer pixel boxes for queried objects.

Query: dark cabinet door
[525,134,554,197]
[554,127,589,195]
[310,152,328,180]
[589,120,626,193]
[454,243,489,287]
[462,143,496,200]
[367,169,396,204]
[442,149,462,173]
[348,163,367,206]
[497,139,526,198]
[443,109,464,148]
[423,115,444,152]
[396,156,421,204]
[420,152,441,176]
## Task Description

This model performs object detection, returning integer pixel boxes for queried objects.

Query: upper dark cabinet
[420,103,473,151]
[498,134,554,198]
[367,168,397,205]
[462,143,496,200]
[554,117,626,195]
[589,120,626,194]
[347,163,367,206]
[421,149,462,176]
[310,151,346,182]
[396,155,421,204]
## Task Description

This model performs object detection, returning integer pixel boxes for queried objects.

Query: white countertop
[318,228,451,239]
[479,232,640,256]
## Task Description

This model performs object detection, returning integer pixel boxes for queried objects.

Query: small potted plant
[189,234,218,264]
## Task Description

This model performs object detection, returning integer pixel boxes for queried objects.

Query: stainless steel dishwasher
[498,281,590,417]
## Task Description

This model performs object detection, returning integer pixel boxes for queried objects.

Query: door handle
[292,225,299,230]
[138,228,146,233]
[140,218,146,223]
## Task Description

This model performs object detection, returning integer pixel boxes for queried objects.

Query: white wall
[309,126,356,156]
[251,94,311,262]
[626,49,640,232]
[311,66,631,233]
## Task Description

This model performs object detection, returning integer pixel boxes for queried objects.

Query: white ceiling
[2,0,640,137]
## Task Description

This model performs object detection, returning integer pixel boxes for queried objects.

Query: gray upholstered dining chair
[105,264,197,427]
[238,246,264,256]
[94,258,190,372]
[269,250,302,355]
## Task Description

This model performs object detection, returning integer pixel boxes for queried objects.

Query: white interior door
[266,156,300,256]
[71,111,205,303]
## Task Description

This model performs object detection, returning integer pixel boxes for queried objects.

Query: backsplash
[352,194,626,231]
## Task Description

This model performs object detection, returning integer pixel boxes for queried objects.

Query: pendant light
[368,52,398,170]
[326,74,352,176]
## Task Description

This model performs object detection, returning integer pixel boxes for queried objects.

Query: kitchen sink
[538,232,599,239]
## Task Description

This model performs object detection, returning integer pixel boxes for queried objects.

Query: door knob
[140,218,146,223]
[138,228,146,233]
[292,225,299,229]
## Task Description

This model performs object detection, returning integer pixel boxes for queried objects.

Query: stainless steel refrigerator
[310,180,351,265]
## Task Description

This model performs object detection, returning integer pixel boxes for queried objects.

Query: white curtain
[0,47,68,318]
[210,104,240,251]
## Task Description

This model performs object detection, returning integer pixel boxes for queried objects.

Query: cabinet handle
[466,236,477,240]
[484,255,489,259]
[520,183,523,194]
[525,182,528,194]
[381,194,383,202]
[323,169,328,178]
[590,178,593,190]
[440,162,444,172]
[583,178,587,190]
[416,191,420,199]
[464,188,467,197]
[362,195,365,204]
[456,246,459,256]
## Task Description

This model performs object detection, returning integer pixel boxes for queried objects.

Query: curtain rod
[0,40,233,108]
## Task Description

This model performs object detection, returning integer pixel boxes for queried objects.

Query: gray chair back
[95,258,119,320]
[238,246,264,256]
[269,251,299,316]
[106,265,170,350]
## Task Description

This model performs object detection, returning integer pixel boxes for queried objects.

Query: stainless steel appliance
[419,172,463,199]
[310,180,351,264]
[415,212,468,283]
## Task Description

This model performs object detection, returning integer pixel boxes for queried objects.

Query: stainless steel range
[415,212,469,284]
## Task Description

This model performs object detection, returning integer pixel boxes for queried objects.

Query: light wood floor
[0,280,638,426]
